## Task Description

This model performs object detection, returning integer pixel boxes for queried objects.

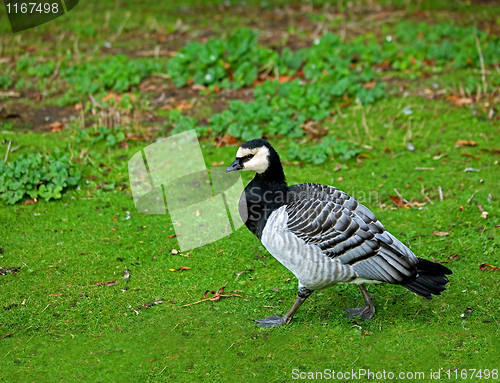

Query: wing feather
[286,183,418,284]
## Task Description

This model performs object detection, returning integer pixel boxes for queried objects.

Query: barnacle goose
[226,139,452,327]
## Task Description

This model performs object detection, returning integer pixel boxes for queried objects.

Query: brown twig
[420,185,434,205]
[4,141,11,163]
[475,30,487,94]
[88,93,101,108]
[361,108,372,144]
[467,190,479,203]
[394,188,410,206]
[48,60,62,83]
[179,286,241,307]
[108,11,131,43]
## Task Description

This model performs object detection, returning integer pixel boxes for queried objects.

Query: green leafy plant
[288,137,361,165]
[168,110,199,136]
[27,60,56,78]
[0,74,13,89]
[170,77,384,144]
[168,23,500,96]
[15,55,35,71]
[0,152,81,204]
[73,126,126,147]
[58,55,166,105]
[167,28,278,89]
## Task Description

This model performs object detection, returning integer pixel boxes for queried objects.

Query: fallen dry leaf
[215,135,238,147]
[455,140,477,148]
[484,148,500,154]
[446,96,473,106]
[278,75,294,84]
[46,121,65,132]
[432,231,450,236]
[461,153,480,160]
[169,266,191,272]
[389,195,407,208]
[50,293,63,296]
[192,84,208,92]
[92,280,118,286]
[356,153,371,161]
[211,161,224,166]
[479,263,500,271]
[0,332,15,339]
[171,249,179,254]
[175,99,193,111]
[363,81,376,89]
[101,92,136,103]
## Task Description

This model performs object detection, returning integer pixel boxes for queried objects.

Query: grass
[1,0,500,382]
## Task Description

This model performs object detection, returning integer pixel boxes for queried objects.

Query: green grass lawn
[1,0,500,382]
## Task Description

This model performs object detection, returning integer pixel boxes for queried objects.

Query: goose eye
[247,154,254,159]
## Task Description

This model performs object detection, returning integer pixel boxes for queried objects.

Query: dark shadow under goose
[227,139,452,327]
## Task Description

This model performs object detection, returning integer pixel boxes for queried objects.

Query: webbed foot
[253,313,288,328]
[344,304,376,321]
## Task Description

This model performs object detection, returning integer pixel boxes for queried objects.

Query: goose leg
[344,284,376,321]
[254,287,313,328]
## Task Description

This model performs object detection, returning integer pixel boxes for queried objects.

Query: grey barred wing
[287,183,384,234]
[285,183,419,284]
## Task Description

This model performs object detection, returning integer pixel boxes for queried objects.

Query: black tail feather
[403,258,452,299]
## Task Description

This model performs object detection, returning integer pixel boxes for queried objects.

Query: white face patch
[236,146,270,174]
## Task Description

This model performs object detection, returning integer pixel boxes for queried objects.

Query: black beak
[226,159,243,173]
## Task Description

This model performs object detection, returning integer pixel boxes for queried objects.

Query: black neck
[242,149,288,239]
[254,145,287,185]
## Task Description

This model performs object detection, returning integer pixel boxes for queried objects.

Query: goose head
[226,139,286,183]
[226,139,272,174]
